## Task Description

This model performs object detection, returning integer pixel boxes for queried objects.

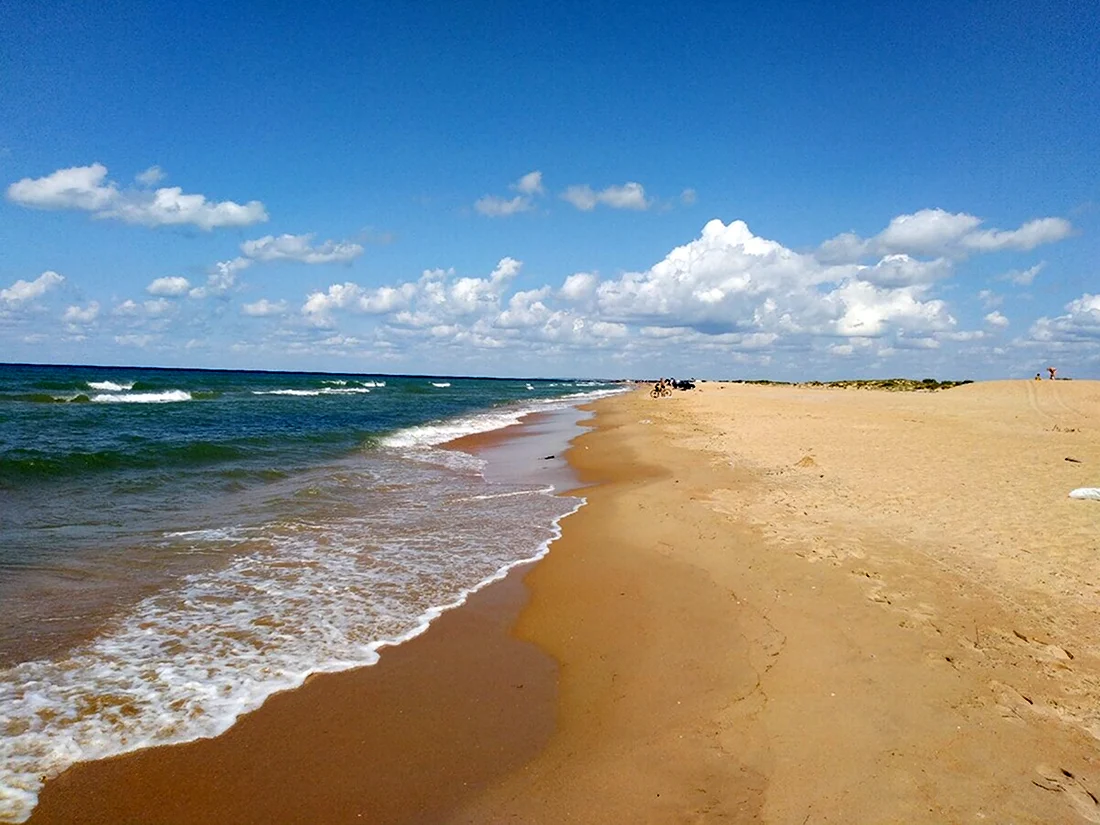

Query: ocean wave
[91,390,192,404]
[0,477,584,824]
[86,381,134,392]
[431,382,451,388]
[1,393,90,404]
[380,387,626,450]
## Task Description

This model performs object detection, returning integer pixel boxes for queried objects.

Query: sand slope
[454,380,1100,823]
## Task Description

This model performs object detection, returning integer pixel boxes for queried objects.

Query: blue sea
[0,363,622,823]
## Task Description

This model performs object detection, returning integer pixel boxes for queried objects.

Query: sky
[1,0,1097,380]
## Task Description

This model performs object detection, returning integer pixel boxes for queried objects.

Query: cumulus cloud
[562,181,650,211]
[474,171,544,217]
[240,233,364,264]
[984,311,1009,328]
[1,270,64,304]
[286,218,967,373]
[302,258,524,329]
[818,208,1072,262]
[241,298,289,317]
[6,163,268,230]
[62,301,100,324]
[1029,293,1100,344]
[146,276,191,296]
[593,218,957,342]
[560,272,598,301]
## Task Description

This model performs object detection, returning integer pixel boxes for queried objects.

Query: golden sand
[452,379,1100,823]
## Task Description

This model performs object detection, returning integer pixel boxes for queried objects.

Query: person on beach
[1048,366,1058,380]
[1035,373,1043,381]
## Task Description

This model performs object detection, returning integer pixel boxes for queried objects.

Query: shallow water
[0,363,622,823]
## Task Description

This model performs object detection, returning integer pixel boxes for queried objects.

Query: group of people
[1035,367,1058,380]
[651,377,696,397]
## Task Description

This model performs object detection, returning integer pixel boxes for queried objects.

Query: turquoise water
[0,363,621,823]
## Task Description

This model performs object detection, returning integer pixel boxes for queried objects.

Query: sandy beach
[26,379,1100,823]
[449,379,1100,823]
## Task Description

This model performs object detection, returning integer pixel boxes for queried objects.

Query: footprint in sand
[1034,764,1100,822]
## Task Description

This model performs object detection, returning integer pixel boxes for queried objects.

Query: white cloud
[560,272,598,301]
[146,276,191,296]
[829,280,955,338]
[984,311,1009,328]
[818,208,1072,262]
[515,171,544,195]
[562,181,650,211]
[302,258,521,328]
[7,165,117,211]
[62,301,99,324]
[7,163,268,230]
[1,270,64,304]
[474,195,531,217]
[961,219,1072,252]
[680,188,697,206]
[855,254,952,288]
[135,166,165,186]
[999,262,1045,286]
[143,298,171,316]
[978,289,1003,309]
[1028,293,1100,344]
[241,298,289,317]
[189,257,252,298]
[876,209,981,256]
[240,233,364,264]
[474,171,544,217]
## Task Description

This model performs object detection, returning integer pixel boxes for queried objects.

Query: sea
[0,363,624,823]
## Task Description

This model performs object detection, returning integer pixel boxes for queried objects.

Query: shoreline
[23,404,595,824]
[21,378,1100,823]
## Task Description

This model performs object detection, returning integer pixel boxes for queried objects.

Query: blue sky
[1,0,1097,379]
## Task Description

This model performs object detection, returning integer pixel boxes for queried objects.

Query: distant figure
[1048,366,1058,380]
[1035,373,1042,381]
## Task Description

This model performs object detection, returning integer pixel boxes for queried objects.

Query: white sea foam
[253,389,321,396]
[380,387,626,450]
[253,387,371,397]
[0,458,584,823]
[86,381,134,391]
[431,382,451,388]
[463,485,556,501]
[90,390,192,404]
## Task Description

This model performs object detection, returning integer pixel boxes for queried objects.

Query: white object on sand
[1069,488,1100,501]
